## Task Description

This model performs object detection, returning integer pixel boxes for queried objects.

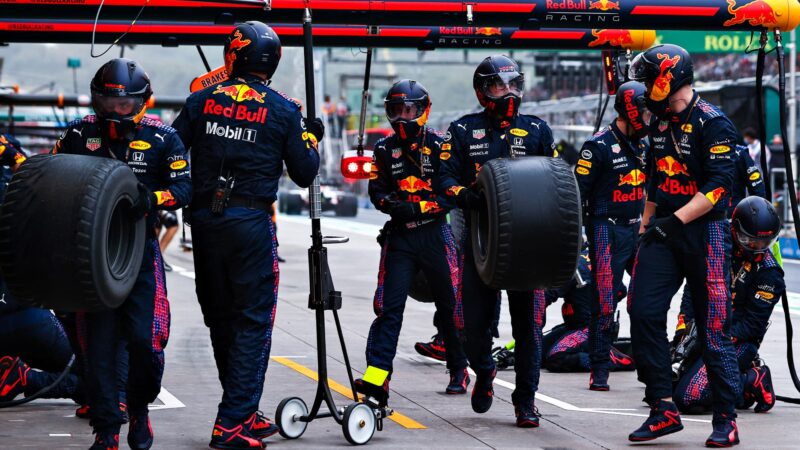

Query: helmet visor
[735,229,778,253]
[628,53,650,82]
[92,95,144,118]
[480,72,525,98]
[385,100,426,122]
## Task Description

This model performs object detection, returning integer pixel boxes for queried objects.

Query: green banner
[655,30,776,53]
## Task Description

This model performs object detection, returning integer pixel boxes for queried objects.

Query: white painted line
[168,264,196,280]
[8,419,25,422]
[465,367,711,424]
[49,434,71,437]
[150,387,186,411]
[782,258,800,265]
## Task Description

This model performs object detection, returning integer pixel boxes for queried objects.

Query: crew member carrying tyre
[354,80,468,405]
[574,81,650,392]
[627,44,742,447]
[172,22,321,450]
[438,55,556,428]
[52,58,191,450]
[673,196,783,415]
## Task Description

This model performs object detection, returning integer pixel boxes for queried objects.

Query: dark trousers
[460,239,546,406]
[674,342,758,413]
[587,219,636,372]
[77,239,170,431]
[193,207,278,421]
[629,218,740,418]
[366,221,466,373]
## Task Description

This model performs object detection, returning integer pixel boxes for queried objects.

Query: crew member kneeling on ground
[354,80,469,405]
[575,81,649,391]
[439,55,556,428]
[673,197,783,415]
[172,22,321,450]
[627,44,741,447]
[52,58,191,450]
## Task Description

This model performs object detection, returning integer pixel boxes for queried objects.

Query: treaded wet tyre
[471,157,581,290]
[0,154,145,311]
[407,208,466,303]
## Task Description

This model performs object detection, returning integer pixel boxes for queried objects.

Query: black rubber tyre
[284,192,304,215]
[471,157,581,290]
[277,191,288,213]
[335,195,358,217]
[0,154,145,311]
[407,208,466,303]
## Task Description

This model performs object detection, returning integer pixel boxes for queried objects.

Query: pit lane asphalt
[2,208,799,449]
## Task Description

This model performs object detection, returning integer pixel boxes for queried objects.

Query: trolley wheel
[276,397,308,439]
[342,402,376,445]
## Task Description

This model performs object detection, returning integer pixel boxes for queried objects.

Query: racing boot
[243,411,279,439]
[745,366,775,413]
[514,400,541,428]
[127,409,153,450]
[589,368,610,391]
[0,356,27,401]
[354,378,390,407]
[471,368,496,413]
[492,346,515,369]
[704,415,739,448]
[89,430,120,450]
[75,402,129,422]
[609,346,635,371]
[209,416,264,450]
[414,335,446,361]
[628,399,684,442]
[445,368,470,395]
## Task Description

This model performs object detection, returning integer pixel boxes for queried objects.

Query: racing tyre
[277,192,288,213]
[407,208,466,303]
[471,157,581,290]
[342,402,376,445]
[0,154,145,311]
[276,397,308,439]
[284,193,304,215]
[335,195,358,217]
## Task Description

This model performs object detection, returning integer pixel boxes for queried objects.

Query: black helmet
[614,81,650,139]
[384,79,431,142]
[90,58,152,139]
[628,44,693,119]
[473,55,525,121]
[731,196,781,255]
[224,21,282,79]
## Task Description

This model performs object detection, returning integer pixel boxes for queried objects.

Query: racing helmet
[90,58,152,139]
[384,79,431,142]
[613,81,650,139]
[224,21,282,79]
[628,44,693,119]
[473,55,525,120]
[731,196,782,255]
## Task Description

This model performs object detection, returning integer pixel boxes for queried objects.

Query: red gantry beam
[0,20,656,50]
[1,0,799,31]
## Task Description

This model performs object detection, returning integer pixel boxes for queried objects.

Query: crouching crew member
[627,44,741,447]
[439,55,556,428]
[53,58,191,450]
[172,22,321,450]
[355,79,469,404]
[575,81,649,391]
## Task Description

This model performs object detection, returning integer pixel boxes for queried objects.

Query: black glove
[389,202,421,222]
[129,182,156,220]
[454,186,481,209]
[306,117,325,143]
[640,214,683,245]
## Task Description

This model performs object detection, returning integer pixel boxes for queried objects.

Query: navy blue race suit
[674,247,784,412]
[52,115,190,432]
[629,92,741,420]
[439,111,554,408]
[543,251,634,373]
[575,121,647,377]
[363,128,466,385]
[172,75,319,421]
[0,133,26,203]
